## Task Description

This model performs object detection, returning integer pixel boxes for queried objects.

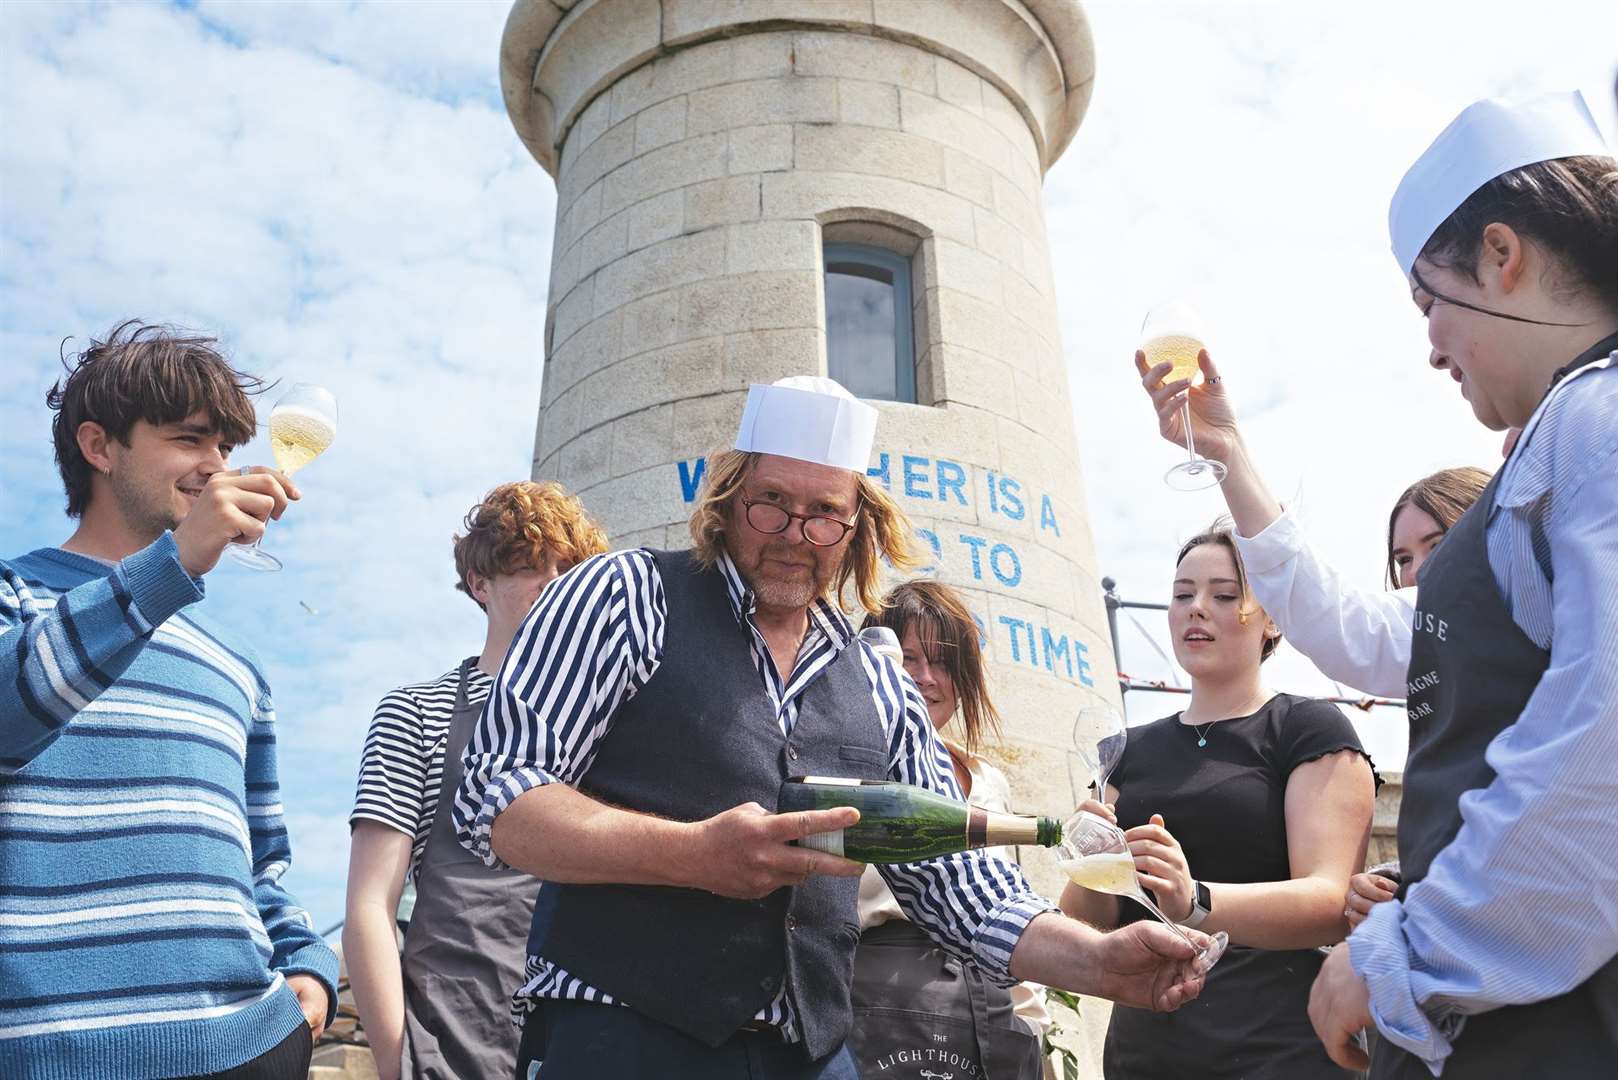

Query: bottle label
[799,829,845,857]
[798,776,863,787]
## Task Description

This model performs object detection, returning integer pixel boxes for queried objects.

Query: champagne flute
[1075,705,1127,799]
[225,384,338,571]
[1141,303,1226,491]
[1057,810,1228,972]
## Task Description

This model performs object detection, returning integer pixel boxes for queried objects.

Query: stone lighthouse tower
[499,0,1113,857]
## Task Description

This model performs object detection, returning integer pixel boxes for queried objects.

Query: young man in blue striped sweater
[1,322,339,1080]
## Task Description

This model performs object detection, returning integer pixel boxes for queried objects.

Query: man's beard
[745,544,835,610]
[113,470,182,540]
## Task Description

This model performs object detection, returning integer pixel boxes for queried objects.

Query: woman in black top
[1061,523,1379,1079]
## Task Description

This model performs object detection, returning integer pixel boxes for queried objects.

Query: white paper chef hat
[1389,90,1612,274]
[733,376,878,473]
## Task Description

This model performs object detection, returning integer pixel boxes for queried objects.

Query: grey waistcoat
[527,548,891,1060]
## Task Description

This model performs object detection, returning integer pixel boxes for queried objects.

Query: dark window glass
[824,243,915,403]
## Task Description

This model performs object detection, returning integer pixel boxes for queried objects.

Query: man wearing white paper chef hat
[1309,92,1618,1080]
[452,375,1213,1078]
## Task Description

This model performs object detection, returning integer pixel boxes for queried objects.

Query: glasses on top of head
[739,493,856,547]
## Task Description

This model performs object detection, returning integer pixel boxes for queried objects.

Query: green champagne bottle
[778,777,1063,863]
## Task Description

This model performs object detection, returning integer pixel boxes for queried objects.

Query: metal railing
[1100,577,1405,712]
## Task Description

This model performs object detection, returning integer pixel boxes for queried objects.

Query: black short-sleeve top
[1110,692,1381,897]
[1102,692,1381,1080]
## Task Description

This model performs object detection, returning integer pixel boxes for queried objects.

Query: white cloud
[2,0,549,926]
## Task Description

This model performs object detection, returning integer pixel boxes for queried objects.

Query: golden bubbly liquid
[269,405,335,476]
[1142,333,1205,384]
[1059,852,1139,897]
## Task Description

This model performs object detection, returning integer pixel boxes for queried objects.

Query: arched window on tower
[823,243,915,403]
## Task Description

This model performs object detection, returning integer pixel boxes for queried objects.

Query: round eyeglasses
[740,494,856,546]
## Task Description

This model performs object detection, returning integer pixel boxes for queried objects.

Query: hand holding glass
[1140,303,1226,491]
[1057,810,1227,972]
[226,384,338,571]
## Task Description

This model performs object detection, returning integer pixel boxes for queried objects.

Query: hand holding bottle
[690,802,863,899]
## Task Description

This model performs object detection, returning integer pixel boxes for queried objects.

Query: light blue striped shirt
[452,547,1051,1037]
[1349,347,1618,1074]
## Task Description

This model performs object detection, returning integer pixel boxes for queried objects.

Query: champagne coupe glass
[1140,303,1226,491]
[225,384,338,572]
[1056,810,1228,972]
[1075,705,1128,800]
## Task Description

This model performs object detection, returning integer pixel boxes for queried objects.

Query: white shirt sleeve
[1233,511,1414,698]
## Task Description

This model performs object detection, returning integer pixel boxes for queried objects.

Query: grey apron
[848,921,1043,1080]
[400,659,542,1080]
[1371,370,1618,1078]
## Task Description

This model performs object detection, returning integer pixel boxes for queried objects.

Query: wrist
[1211,431,1249,469]
[1010,910,1101,991]
[1178,880,1212,928]
[661,819,708,890]
[123,533,206,617]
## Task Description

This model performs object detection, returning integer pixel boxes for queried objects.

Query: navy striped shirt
[453,548,1051,1036]
[350,663,492,882]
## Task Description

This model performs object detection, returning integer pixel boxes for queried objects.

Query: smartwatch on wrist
[1180,881,1212,928]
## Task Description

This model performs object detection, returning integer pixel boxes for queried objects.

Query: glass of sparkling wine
[1056,810,1228,972]
[225,384,338,572]
[1141,303,1226,491]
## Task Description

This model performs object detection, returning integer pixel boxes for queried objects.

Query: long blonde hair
[688,449,920,615]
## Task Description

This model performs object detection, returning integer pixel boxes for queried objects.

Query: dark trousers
[181,1021,313,1080]
[515,1000,858,1080]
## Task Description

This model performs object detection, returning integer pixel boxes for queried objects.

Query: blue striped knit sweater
[0,534,338,1080]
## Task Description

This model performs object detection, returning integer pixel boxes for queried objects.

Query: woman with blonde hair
[849,580,1047,1080]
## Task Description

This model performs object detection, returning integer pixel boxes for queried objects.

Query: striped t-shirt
[350,663,491,881]
[0,535,338,1080]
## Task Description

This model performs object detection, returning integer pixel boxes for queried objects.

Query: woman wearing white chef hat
[1305,90,1618,1078]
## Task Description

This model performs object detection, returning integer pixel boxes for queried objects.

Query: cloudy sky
[3,1,1614,926]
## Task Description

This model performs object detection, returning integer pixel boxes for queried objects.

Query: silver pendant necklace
[1190,720,1215,747]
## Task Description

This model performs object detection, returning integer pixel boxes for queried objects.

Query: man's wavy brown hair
[453,481,609,608]
[47,320,262,517]
[687,449,919,615]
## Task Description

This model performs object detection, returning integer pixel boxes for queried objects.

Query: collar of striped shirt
[714,549,855,651]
